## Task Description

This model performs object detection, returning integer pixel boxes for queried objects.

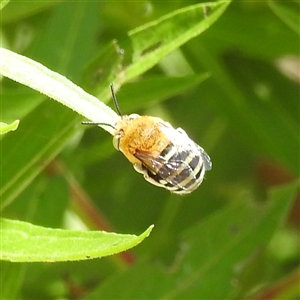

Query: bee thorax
[119,116,170,159]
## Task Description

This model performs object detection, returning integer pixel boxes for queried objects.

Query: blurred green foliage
[1,0,299,299]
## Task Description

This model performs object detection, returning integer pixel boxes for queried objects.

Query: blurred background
[1,1,299,299]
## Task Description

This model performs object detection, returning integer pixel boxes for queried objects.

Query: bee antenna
[81,121,115,130]
[110,83,122,116]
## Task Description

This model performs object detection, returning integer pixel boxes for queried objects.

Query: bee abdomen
[145,144,206,194]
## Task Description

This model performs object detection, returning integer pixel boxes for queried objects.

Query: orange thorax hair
[116,116,171,165]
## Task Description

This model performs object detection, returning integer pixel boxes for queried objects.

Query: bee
[83,84,212,194]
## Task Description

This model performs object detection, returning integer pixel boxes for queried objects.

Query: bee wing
[134,150,168,174]
[135,149,197,192]
[135,149,184,180]
[198,146,212,171]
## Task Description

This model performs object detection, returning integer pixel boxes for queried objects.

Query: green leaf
[1,0,58,24]
[0,0,10,11]
[0,218,154,262]
[86,181,298,299]
[118,74,209,113]
[31,2,101,81]
[123,0,230,81]
[0,101,80,210]
[169,182,298,299]
[0,120,19,134]
[82,40,124,100]
[250,268,300,300]
[1,1,298,298]
[268,0,300,35]
[0,3,120,209]
[0,48,119,134]
[0,261,25,299]
[0,88,44,122]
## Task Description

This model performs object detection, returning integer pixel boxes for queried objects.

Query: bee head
[112,114,141,151]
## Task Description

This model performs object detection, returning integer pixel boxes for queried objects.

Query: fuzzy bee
[83,84,212,194]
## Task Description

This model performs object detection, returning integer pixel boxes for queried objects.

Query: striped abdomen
[137,143,211,195]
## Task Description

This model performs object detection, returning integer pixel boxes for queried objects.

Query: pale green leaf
[0,120,19,134]
[0,0,10,10]
[0,48,119,135]
[0,218,154,262]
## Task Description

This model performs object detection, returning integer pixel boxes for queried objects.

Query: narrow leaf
[118,74,209,113]
[0,120,19,134]
[0,262,25,299]
[82,40,124,100]
[0,218,154,262]
[0,48,119,135]
[268,0,300,35]
[0,101,80,209]
[123,1,230,81]
[0,0,10,10]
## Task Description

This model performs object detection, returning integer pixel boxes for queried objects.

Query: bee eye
[113,134,121,150]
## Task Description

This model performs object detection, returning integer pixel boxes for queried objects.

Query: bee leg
[133,163,167,189]
[133,163,145,174]
[143,172,168,188]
